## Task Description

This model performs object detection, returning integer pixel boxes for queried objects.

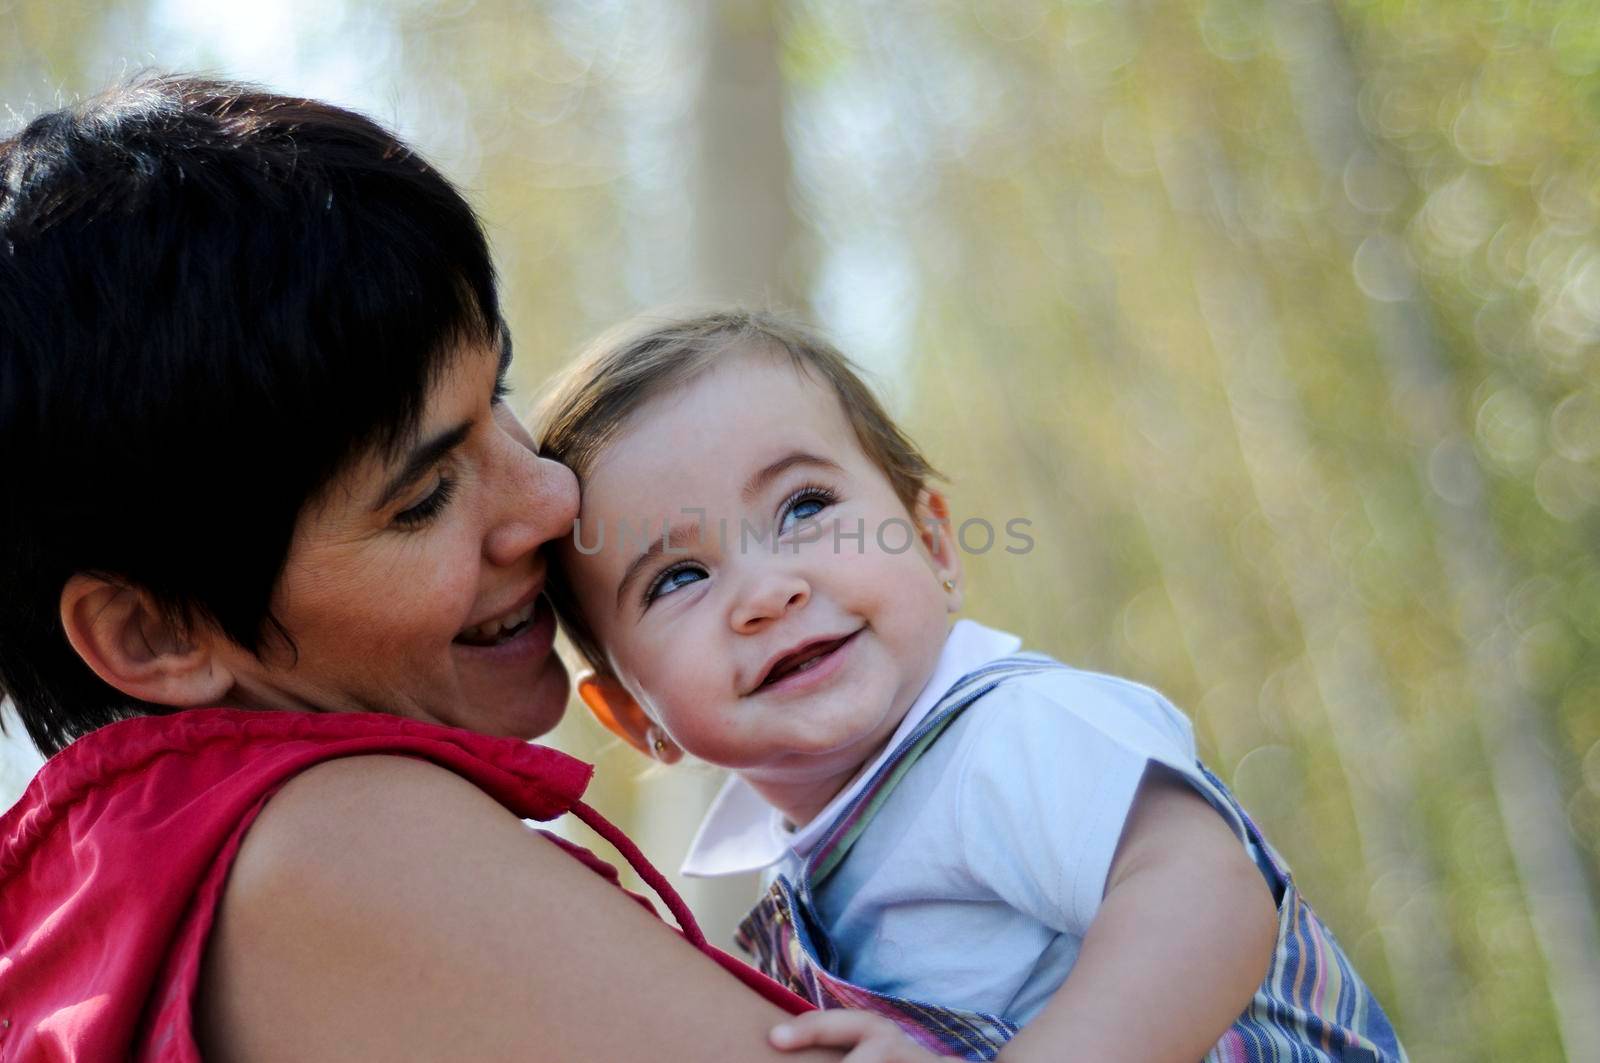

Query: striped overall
[735,655,1408,1062]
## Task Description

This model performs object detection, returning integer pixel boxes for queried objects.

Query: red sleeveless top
[0,708,808,1060]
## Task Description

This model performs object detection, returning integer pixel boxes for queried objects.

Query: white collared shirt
[681,618,1209,1026]
[680,618,1022,878]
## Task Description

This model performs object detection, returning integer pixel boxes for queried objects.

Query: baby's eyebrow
[616,520,707,610]
[741,452,842,503]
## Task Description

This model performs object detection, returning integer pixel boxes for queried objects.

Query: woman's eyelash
[494,327,514,402]
[394,476,457,528]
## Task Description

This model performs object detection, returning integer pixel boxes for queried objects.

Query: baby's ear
[575,672,681,763]
[914,488,964,613]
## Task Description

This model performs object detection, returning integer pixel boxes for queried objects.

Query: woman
[0,76,841,1060]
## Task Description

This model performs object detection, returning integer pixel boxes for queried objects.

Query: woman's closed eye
[644,561,708,605]
[393,476,457,528]
[777,484,838,535]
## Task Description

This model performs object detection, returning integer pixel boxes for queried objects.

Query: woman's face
[216,339,579,739]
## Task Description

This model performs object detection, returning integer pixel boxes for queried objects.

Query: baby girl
[535,310,1406,1062]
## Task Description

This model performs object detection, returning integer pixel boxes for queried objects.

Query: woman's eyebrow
[373,420,473,510]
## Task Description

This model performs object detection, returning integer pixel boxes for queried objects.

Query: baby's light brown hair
[534,308,940,673]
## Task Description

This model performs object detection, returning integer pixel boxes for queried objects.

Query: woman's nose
[729,569,810,633]
[484,438,579,567]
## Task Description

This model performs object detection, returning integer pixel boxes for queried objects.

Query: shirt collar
[680,619,1023,878]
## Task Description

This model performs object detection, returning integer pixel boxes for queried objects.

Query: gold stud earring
[653,736,669,756]
[942,578,955,592]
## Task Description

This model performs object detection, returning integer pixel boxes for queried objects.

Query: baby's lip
[747,630,859,694]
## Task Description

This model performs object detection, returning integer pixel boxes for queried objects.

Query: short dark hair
[0,75,501,755]
[534,308,940,673]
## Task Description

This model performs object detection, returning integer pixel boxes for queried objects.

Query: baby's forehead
[644,347,844,424]
[586,353,860,485]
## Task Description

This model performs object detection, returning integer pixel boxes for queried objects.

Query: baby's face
[560,350,956,794]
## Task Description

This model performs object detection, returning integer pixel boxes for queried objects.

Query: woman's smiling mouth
[457,597,541,646]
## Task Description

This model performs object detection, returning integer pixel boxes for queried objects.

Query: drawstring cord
[568,799,709,949]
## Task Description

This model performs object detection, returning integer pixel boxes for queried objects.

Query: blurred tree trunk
[690,0,800,309]
[1271,3,1600,1059]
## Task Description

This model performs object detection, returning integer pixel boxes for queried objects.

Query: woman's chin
[518,659,571,740]
[450,596,571,739]
[440,643,572,741]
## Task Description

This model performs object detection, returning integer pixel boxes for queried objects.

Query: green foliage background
[4,2,1597,1059]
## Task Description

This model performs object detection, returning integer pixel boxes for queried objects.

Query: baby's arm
[996,764,1277,1063]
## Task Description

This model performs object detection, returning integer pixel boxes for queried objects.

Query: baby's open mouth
[456,599,539,647]
[755,631,857,691]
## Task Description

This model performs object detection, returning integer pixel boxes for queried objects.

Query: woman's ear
[575,672,682,764]
[59,574,236,707]
[915,488,964,613]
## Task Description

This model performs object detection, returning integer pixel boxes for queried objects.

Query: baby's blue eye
[791,497,825,521]
[645,564,706,604]
[778,486,838,533]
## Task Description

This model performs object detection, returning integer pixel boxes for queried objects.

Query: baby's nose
[730,572,810,632]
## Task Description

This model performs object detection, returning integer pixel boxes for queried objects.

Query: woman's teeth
[458,601,537,645]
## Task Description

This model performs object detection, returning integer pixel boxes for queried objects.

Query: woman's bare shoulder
[225,752,519,883]
[199,754,836,1063]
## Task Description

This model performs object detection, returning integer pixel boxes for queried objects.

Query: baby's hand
[770,1010,951,1061]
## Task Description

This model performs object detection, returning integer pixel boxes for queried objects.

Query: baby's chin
[713,723,896,777]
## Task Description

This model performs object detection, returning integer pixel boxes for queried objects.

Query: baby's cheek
[828,544,898,601]
[653,665,715,732]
